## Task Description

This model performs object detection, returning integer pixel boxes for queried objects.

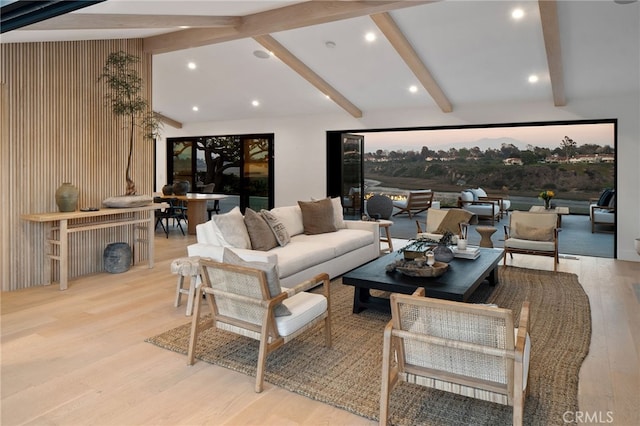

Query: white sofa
[187,201,380,288]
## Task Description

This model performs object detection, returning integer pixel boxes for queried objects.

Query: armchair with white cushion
[457,189,501,224]
[503,211,559,271]
[187,254,331,393]
[589,189,615,233]
[415,208,477,242]
[380,289,531,426]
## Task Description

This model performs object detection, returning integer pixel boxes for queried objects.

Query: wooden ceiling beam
[21,14,241,30]
[144,1,434,54]
[538,0,566,106]
[371,12,452,113]
[253,34,362,118]
[154,112,183,129]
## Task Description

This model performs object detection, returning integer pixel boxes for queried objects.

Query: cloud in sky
[358,123,615,153]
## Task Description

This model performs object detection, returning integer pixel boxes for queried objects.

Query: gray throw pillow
[298,198,337,235]
[260,209,291,246]
[222,248,291,316]
[244,208,278,251]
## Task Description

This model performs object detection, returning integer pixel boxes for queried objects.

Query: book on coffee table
[453,246,480,259]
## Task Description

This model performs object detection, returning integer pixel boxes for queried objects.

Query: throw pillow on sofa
[244,208,278,251]
[222,248,291,316]
[260,209,291,247]
[210,206,251,249]
[312,196,346,229]
[298,198,337,235]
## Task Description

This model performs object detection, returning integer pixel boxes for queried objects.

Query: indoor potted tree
[100,50,160,207]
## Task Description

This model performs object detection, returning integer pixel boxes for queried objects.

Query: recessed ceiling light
[252,100,260,107]
[528,74,539,83]
[253,50,270,59]
[192,106,199,111]
[187,62,196,70]
[365,32,376,42]
[409,85,418,93]
[512,8,525,19]
[179,26,190,29]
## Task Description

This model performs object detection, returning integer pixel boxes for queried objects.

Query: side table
[171,256,201,316]
[377,219,394,253]
[476,226,497,248]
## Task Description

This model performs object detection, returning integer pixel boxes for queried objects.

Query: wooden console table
[21,204,165,290]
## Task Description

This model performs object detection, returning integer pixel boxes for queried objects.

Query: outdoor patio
[347,209,615,259]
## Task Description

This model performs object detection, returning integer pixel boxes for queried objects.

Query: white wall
[158,95,640,261]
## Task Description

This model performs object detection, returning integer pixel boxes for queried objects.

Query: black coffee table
[342,248,504,313]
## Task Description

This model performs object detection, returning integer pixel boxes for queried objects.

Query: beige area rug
[146,267,591,425]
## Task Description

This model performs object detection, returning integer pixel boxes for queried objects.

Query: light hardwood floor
[2,231,639,426]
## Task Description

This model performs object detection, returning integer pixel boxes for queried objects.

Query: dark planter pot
[104,242,132,273]
[172,180,190,195]
[162,184,173,195]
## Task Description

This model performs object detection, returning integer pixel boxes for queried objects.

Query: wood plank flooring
[2,230,639,425]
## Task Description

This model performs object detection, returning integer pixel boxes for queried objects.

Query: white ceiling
[2,0,639,125]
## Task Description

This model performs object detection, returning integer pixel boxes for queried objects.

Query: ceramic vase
[162,184,173,195]
[433,244,454,263]
[55,182,79,212]
[172,180,190,195]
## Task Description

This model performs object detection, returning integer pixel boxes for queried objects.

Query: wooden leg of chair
[255,339,269,393]
[380,325,394,426]
[324,315,332,348]
[187,287,203,365]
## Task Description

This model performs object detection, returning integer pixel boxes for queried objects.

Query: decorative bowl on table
[386,259,449,277]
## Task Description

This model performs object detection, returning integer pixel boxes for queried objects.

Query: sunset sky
[359,122,615,154]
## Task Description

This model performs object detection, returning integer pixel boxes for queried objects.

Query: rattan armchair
[380,289,530,426]
[187,258,332,392]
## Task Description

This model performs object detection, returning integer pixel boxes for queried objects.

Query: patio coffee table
[342,248,504,313]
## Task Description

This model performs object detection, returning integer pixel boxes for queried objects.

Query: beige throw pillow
[210,206,251,249]
[222,248,291,316]
[512,224,554,241]
[244,208,278,251]
[298,198,337,235]
[260,209,291,246]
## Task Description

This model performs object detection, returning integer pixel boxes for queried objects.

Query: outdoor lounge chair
[392,190,434,218]
[379,289,531,426]
[458,189,501,224]
[503,211,559,271]
[187,256,332,392]
[589,189,615,233]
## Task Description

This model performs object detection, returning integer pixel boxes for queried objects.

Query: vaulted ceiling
[2,0,639,127]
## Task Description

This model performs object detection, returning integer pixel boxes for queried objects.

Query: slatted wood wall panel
[0,40,154,291]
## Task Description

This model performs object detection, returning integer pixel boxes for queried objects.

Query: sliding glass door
[167,133,274,212]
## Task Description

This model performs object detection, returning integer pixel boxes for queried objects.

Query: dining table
[157,193,227,235]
